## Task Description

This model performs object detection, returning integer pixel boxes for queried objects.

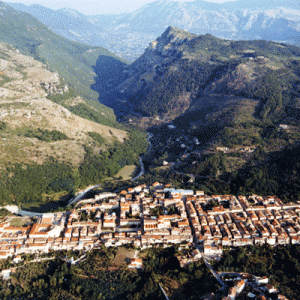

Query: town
[0,182,298,299]
[0,182,300,261]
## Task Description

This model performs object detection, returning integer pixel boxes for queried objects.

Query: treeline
[190,35,300,59]
[216,245,300,300]
[67,103,125,130]
[79,129,147,187]
[0,161,77,205]
[47,88,124,130]
[191,143,300,202]
[240,70,297,120]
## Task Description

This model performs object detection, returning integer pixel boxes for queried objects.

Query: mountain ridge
[106,26,300,129]
[7,1,300,61]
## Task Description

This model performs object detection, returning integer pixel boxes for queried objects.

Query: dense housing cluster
[1,183,300,259]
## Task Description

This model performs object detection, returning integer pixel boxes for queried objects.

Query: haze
[6,0,237,15]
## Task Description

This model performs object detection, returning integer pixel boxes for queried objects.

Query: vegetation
[0,127,147,206]
[0,2,127,105]
[87,131,106,145]
[0,161,77,205]
[67,103,124,129]
[0,121,7,130]
[128,60,226,116]
[22,128,69,142]
[122,32,300,124]
[216,245,300,300]
[0,246,219,300]
[79,129,147,187]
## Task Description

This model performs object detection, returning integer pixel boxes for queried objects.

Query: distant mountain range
[7,0,300,61]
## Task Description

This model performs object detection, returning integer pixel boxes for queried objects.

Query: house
[128,258,143,269]
[261,284,278,294]
[152,182,164,189]
[204,244,223,255]
[192,248,201,259]
[255,276,269,285]
[235,280,245,294]
[13,255,23,264]
[0,252,10,259]
[144,219,158,231]
[228,287,237,300]
[120,219,141,227]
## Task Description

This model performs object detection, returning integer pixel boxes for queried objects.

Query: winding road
[131,132,153,182]
[68,184,101,206]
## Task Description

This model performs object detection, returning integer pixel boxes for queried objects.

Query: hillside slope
[0,42,147,207]
[0,42,127,166]
[0,0,128,125]
[111,26,300,128]
[108,26,300,202]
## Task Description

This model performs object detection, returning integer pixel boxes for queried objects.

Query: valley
[0,1,300,299]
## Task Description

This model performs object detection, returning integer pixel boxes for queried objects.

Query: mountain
[95,1,300,47]
[7,3,112,48]
[7,0,300,62]
[113,26,300,201]
[0,41,147,207]
[110,26,300,126]
[218,0,300,10]
[1,1,128,117]
[103,25,300,203]
[0,3,147,207]
[0,42,127,167]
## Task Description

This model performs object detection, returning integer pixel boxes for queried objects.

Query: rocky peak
[146,26,196,56]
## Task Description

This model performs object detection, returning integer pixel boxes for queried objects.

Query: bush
[23,128,69,142]
[0,121,7,130]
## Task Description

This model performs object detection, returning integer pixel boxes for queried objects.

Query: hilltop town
[1,182,300,261]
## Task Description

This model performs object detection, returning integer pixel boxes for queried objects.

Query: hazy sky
[6,0,237,15]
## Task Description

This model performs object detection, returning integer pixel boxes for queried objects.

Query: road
[159,283,170,300]
[203,256,227,289]
[68,184,101,206]
[16,210,44,217]
[131,132,153,182]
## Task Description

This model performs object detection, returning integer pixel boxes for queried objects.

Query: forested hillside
[114,27,300,124]
[0,5,146,208]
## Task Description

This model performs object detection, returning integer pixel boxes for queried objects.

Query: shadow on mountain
[91,55,131,117]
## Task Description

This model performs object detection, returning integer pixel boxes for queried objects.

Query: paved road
[16,210,44,217]
[159,283,170,300]
[68,184,101,206]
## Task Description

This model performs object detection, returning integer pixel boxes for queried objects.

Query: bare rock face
[41,81,69,96]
